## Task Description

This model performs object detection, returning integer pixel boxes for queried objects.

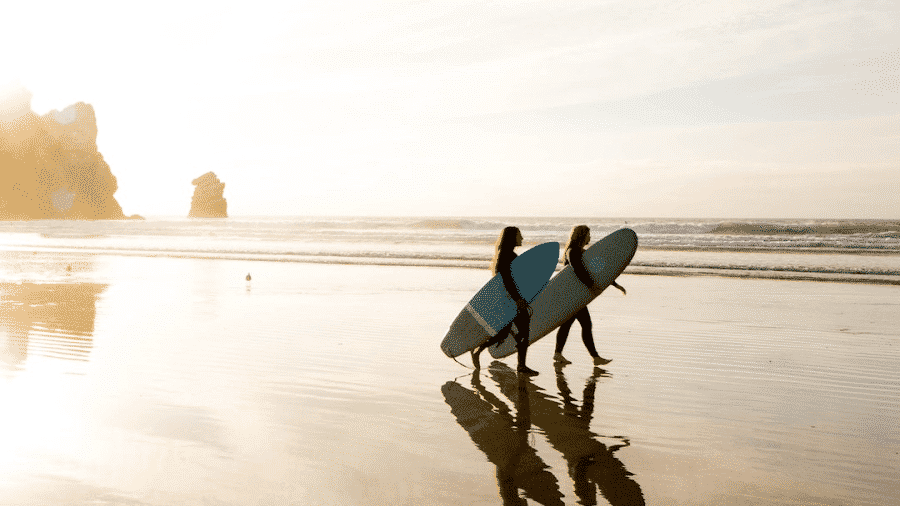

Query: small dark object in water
[246,273,251,281]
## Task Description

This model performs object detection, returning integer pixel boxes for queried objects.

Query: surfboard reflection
[443,363,645,506]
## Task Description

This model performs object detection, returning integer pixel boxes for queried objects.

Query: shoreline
[3,247,900,286]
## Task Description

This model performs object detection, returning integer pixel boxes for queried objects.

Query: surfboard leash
[450,354,474,369]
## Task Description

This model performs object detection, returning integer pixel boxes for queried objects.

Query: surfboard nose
[615,228,638,260]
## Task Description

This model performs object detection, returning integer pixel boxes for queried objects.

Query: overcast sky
[2,0,898,218]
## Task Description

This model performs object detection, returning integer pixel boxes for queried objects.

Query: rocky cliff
[0,86,126,220]
[188,172,228,218]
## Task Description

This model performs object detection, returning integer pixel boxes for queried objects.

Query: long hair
[490,226,520,275]
[563,225,591,255]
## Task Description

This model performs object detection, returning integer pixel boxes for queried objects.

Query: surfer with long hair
[554,225,625,366]
[471,226,539,376]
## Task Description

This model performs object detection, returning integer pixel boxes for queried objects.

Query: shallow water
[1,252,899,505]
[1,216,899,284]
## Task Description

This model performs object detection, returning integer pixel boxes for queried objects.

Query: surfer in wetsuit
[554,225,626,367]
[471,226,539,376]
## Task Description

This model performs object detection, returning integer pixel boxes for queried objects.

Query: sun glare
[0,358,87,476]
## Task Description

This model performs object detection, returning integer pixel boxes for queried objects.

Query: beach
[1,250,898,505]
[4,0,898,500]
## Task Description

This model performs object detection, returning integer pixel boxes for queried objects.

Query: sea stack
[0,85,126,220]
[188,172,228,218]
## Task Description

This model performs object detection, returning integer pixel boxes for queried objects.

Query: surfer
[471,226,539,376]
[554,225,626,367]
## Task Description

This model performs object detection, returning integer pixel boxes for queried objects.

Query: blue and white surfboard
[440,242,559,358]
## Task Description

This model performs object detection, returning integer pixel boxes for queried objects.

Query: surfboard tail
[442,306,493,358]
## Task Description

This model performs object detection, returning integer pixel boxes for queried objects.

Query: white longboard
[488,229,637,359]
[440,242,559,358]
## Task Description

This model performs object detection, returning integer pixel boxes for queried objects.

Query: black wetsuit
[483,250,531,356]
[555,247,599,358]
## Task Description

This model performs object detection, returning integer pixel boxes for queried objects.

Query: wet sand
[1,252,898,505]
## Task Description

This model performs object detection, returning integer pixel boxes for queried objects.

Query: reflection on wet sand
[444,362,645,506]
[0,282,106,367]
[442,377,565,506]
[489,362,645,506]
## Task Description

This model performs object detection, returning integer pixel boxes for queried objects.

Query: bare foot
[593,356,612,366]
[517,365,539,376]
[553,353,572,365]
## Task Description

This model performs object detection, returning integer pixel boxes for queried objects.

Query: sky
[1,0,898,218]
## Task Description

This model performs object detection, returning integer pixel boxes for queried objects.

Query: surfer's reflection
[489,362,645,506]
[0,282,106,368]
[442,375,565,506]
[444,362,645,506]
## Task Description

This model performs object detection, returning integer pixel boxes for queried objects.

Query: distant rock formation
[0,85,126,220]
[188,172,228,218]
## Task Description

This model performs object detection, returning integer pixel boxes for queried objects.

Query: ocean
[1,216,898,284]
